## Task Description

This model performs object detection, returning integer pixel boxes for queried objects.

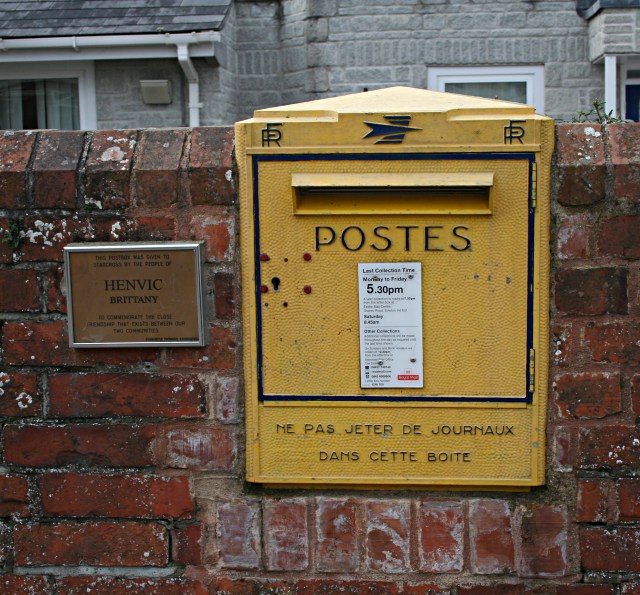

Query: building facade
[1,0,640,127]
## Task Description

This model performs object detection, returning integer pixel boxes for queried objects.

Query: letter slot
[292,173,493,215]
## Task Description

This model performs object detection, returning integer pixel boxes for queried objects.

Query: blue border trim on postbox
[251,152,536,403]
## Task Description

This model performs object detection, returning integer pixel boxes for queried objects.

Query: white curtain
[0,81,24,129]
[0,78,79,129]
[44,79,80,129]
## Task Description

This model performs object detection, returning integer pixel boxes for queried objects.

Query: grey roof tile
[0,0,231,38]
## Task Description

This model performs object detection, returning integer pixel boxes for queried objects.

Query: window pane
[444,81,527,104]
[0,78,79,130]
[0,81,23,129]
[45,79,80,129]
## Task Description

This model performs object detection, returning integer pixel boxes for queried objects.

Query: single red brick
[418,500,464,573]
[133,129,186,208]
[316,498,359,573]
[172,523,203,566]
[584,322,640,365]
[0,268,40,312]
[553,322,575,367]
[554,124,605,206]
[14,521,167,566]
[469,499,514,574]
[0,475,29,517]
[40,473,193,519]
[632,375,640,416]
[577,425,640,470]
[33,130,85,208]
[49,373,206,418]
[2,320,161,368]
[212,577,294,594]
[554,372,621,419]
[0,576,50,593]
[0,217,14,263]
[46,264,67,313]
[158,422,236,471]
[182,567,212,585]
[555,587,614,595]
[516,505,568,577]
[577,479,610,523]
[3,423,156,467]
[402,584,448,595]
[552,426,575,471]
[0,522,5,564]
[103,216,177,242]
[190,217,234,262]
[0,130,36,209]
[17,215,75,262]
[617,479,640,522]
[581,526,640,571]
[101,216,177,242]
[164,325,236,370]
[0,371,41,417]
[217,501,260,569]
[8,215,97,261]
[216,376,240,423]
[56,576,207,595]
[557,212,591,260]
[188,127,235,206]
[555,267,628,316]
[598,215,640,259]
[491,588,613,595]
[366,500,410,573]
[457,587,525,595]
[129,216,177,241]
[296,580,402,595]
[609,123,640,204]
[264,499,308,571]
[214,271,237,318]
[84,130,137,209]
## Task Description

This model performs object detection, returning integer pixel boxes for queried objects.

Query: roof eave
[0,31,222,62]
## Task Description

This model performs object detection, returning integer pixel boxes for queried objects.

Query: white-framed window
[427,66,545,113]
[0,61,97,130]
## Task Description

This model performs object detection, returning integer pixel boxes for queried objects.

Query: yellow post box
[235,87,553,488]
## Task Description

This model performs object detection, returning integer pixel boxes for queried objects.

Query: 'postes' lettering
[315,224,471,251]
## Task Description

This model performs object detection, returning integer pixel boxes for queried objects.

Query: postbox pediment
[252,86,535,117]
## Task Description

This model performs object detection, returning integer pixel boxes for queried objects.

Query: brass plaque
[64,242,207,347]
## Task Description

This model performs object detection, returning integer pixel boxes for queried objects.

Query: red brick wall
[0,124,638,593]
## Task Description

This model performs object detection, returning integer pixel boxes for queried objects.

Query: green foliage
[2,219,23,251]
[572,99,626,124]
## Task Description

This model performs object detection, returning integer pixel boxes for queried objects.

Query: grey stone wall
[225,0,606,123]
[228,1,286,120]
[93,0,611,126]
[217,4,241,125]
[95,58,225,130]
[588,8,640,60]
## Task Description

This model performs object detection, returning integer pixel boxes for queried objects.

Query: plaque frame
[64,241,208,348]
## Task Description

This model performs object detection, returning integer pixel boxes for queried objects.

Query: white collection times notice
[358,262,423,389]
